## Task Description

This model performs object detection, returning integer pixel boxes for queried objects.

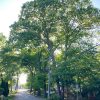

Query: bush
[50,94,60,100]
[0,88,4,95]
[1,80,9,97]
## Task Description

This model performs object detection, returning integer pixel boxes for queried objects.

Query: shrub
[0,88,4,95]
[50,94,60,100]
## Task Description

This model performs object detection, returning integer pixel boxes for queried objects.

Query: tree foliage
[0,0,100,100]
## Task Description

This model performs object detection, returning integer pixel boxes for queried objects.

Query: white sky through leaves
[0,0,100,38]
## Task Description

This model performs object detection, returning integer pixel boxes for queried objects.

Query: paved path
[14,89,45,100]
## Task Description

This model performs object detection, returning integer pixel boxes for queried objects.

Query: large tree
[8,0,100,99]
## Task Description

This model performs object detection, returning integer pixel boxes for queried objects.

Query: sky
[0,0,100,38]
[0,0,32,38]
[19,73,27,85]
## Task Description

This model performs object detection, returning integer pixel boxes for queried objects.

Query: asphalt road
[14,89,45,100]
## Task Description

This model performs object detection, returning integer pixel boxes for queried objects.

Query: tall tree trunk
[10,73,14,93]
[15,72,19,90]
[30,82,32,93]
[44,79,47,97]
[56,78,62,100]
[10,78,13,92]
[66,86,70,100]
[61,82,65,100]
[30,71,33,93]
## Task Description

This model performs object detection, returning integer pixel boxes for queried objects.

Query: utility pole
[48,57,52,100]
[76,84,79,100]
[48,69,51,100]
